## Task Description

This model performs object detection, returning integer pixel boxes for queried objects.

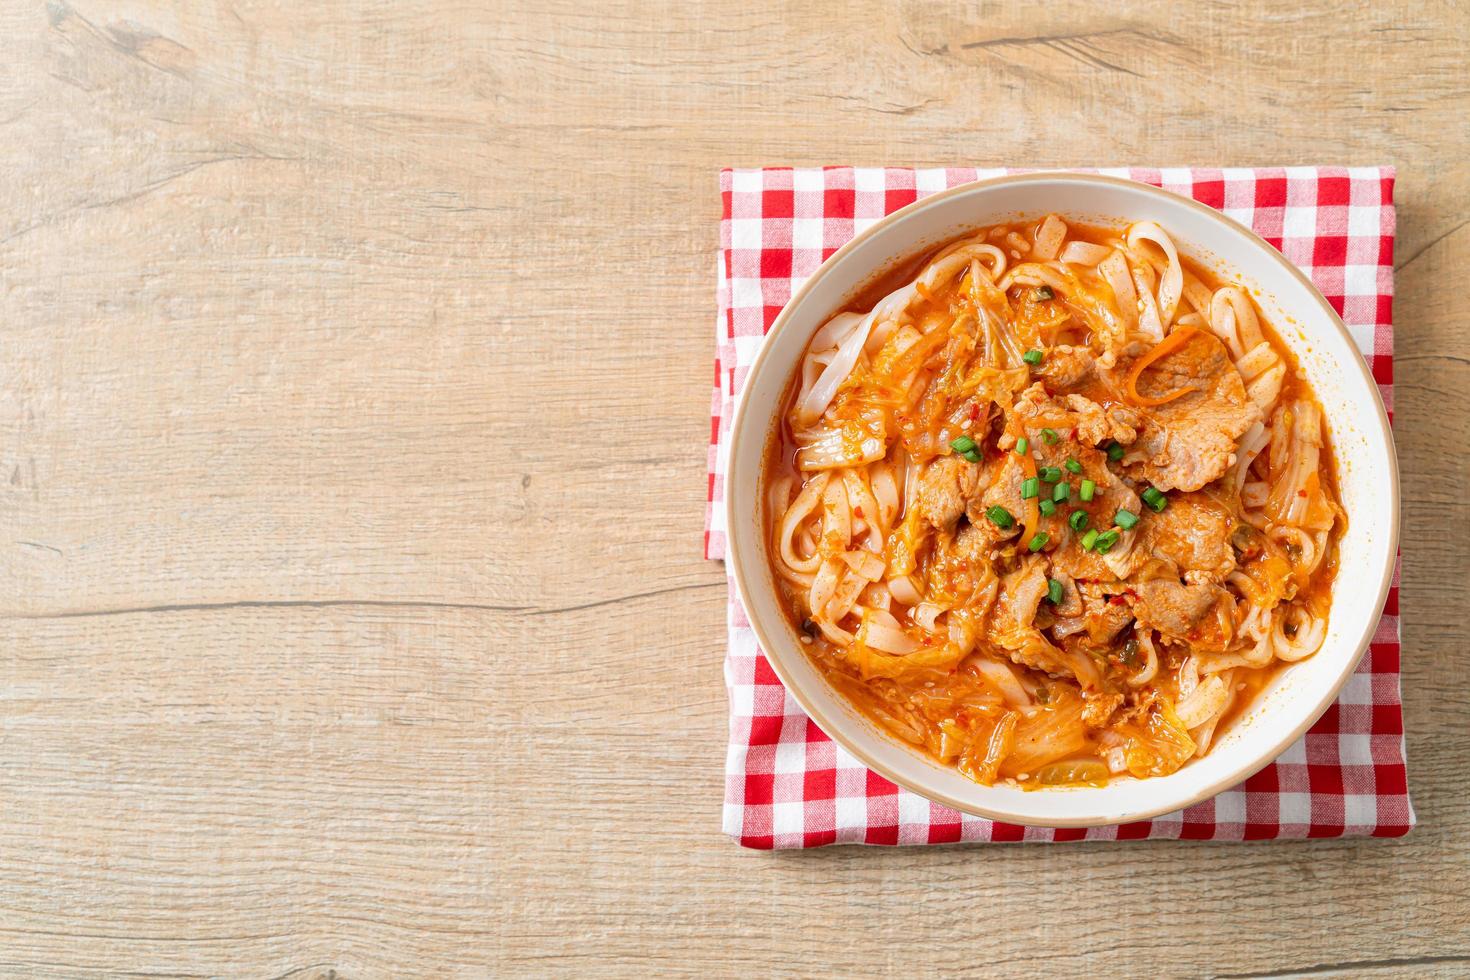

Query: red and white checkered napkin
[705,167,1412,848]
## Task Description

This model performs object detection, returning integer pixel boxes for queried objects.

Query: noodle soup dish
[725,174,1397,825]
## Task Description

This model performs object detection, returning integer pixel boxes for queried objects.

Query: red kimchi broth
[763,216,1343,788]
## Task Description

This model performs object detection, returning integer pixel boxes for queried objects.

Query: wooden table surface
[2,1,1467,976]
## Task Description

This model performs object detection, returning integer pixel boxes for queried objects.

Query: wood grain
[1,0,1467,976]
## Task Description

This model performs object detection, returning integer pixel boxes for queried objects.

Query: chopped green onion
[1027,531,1050,552]
[1064,457,1083,474]
[1038,499,1057,516]
[950,435,976,454]
[1095,530,1120,554]
[1022,349,1044,366]
[1107,441,1126,462]
[986,505,1014,529]
[1040,427,1060,445]
[1079,479,1096,502]
[1069,509,1090,532]
[1080,529,1099,551]
[961,449,982,463]
[1035,285,1055,300]
[1141,487,1168,512]
[1047,578,1064,604]
[1053,482,1071,503]
[1115,508,1140,530]
[1015,437,1030,456]
[1021,478,1039,500]
[1039,466,1062,483]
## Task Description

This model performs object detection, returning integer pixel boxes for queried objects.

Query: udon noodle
[765,215,1343,787]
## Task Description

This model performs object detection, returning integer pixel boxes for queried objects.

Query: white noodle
[1237,342,1286,411]
[808,311,865,354]
[1208,286,1264,357]
[842,469,885,552]
[839,548,885,581]
[887,575,922,607]
[1127,221,1184,330]
[1133,263,1165,340]
[861,616,921,655]
[819,476,850,550]
[809,557,841,620]
[1177,674,1229,729]
[1181,274,1214,317]
[777,471,829,574]
[1032,215,1068,260]
[825,569,869,623]
[860,582,892,612]
[1058,240,1111,266]
[1229,421,1270,495]
[1098,251,1139,334]
[912,601,946,632]
[1273,605,1326,661]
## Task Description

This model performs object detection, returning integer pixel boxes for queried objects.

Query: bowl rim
[723,170,1400,827]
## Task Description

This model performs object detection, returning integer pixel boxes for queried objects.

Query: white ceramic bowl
[725,173,1399,827]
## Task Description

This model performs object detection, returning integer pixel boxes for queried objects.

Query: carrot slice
[980,436,1040,545]
[1018,446,1040,545]
[1125,326,1200,407]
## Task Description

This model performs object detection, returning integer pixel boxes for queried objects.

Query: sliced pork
[1114,330,1260,491]
[913,454,981,532]
[1129,578,1223,639]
